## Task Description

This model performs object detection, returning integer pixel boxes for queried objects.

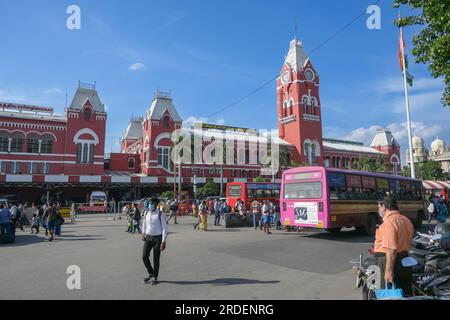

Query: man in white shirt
[141,198,168,285]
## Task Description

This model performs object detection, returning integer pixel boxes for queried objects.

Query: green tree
[403,160,450,180]
[253,176,266,182]
[394,0,450,106]
[195,180,219,199]
[160,191,174,200]
[354,155,389,173]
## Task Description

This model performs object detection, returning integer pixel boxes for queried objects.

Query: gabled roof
[284,39,309,71]
[123,118,143,140]
[69,83,105,113]
[146,92,182,123]
[370,129,399,148]
[324,140,383,155]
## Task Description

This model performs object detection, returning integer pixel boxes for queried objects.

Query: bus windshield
[283,182,322,199]
[228,185,242,197]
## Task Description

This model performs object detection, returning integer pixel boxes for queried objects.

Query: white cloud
[182,116,208,128]
[182,116,227,128]
[129,62,146,71]
[215,118,226,125]
[342,125,382,145]
[0,90,26,102]
[43,88,63,95]
[387,121,442,143]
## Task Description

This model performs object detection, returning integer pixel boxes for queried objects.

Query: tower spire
[294,17,298,41]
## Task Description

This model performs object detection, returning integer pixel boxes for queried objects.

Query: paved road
[1,215,435,300]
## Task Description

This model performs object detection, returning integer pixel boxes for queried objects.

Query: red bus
[226,182,281,210]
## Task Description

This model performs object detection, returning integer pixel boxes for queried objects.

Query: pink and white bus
[280,166,425,235]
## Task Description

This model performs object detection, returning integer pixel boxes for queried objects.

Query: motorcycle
[350,250,380,300]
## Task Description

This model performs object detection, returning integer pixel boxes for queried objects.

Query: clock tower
[277,37,324,166]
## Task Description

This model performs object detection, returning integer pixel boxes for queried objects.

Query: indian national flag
[398,27,414,87]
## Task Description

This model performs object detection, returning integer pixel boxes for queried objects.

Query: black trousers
[375,252,412,296]
[142,235,162,279]
[214,213,221,225]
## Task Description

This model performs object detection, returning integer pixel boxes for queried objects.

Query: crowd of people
[0,202,66,242]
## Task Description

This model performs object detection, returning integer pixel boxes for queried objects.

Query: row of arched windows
[0,132,54,154]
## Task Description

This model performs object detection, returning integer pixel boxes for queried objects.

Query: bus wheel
[365,214,378,236]
[327,228,341,234]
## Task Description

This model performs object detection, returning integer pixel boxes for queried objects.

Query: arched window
[310,143,316,163]
[84,108,92,121]
[27,134,40,153]
[128,157,135,169]
[41,134,54,154]
[163,116,170,128]
[0,132,9,152]
[303,97,308,114]
[10,132,24,153]
[304,142,310,160]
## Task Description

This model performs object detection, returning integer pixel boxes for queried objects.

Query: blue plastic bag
[375,283,404,300]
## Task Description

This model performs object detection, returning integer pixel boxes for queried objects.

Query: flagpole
[400,27,416,179]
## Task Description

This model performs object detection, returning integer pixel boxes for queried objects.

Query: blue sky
[1,0,448,163]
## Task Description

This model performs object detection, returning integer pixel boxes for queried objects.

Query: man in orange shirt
[374,196,414,296]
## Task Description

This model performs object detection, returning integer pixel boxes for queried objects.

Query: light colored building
[407,136,450,173]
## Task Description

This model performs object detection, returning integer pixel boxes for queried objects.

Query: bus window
[376,178,389,199]
[328,173,347,200]
[228,185,243,197]
[283,182,322,199]
[346,175,362,200]
[247,189,256,199]
[400,181,413,200]
[362,176,376,200]
[413,182,423,201]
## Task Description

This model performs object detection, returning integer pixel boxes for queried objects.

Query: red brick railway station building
[0,37,401,204]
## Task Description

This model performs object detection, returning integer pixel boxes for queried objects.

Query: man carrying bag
[141,198,168,285]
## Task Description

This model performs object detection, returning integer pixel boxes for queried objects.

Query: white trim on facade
[154,132,172,148]
[45,175,69,183]
[79,176,102,183]
[6,175,33,182]
[73,128,100,145]
[140,176,158,183]
[111,176,131,183]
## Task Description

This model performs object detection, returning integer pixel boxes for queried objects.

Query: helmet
[435,223,450,235]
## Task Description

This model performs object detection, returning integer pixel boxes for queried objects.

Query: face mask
[149,204,156,211]
[378,207,385,218]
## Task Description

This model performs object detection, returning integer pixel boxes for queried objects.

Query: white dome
[412,136,424,148]
[431,138,446,152]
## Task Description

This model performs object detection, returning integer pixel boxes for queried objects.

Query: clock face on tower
[305,68,315,82]
[281,71,290,84]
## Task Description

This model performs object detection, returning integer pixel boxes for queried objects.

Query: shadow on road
[302,231,374,243]
[1,234,46,247]
[206,229,242,232]
[57,234,106,241]
[158,278,280,286]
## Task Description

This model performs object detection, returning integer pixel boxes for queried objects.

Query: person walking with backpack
[0,204,12,239]
[167,199,179,224]
[141,198,168,285]
[132,203,142,234]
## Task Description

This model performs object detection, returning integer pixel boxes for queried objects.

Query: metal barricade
[74,202,116,215]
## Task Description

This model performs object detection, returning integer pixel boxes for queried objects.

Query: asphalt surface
[0,214,439,300]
